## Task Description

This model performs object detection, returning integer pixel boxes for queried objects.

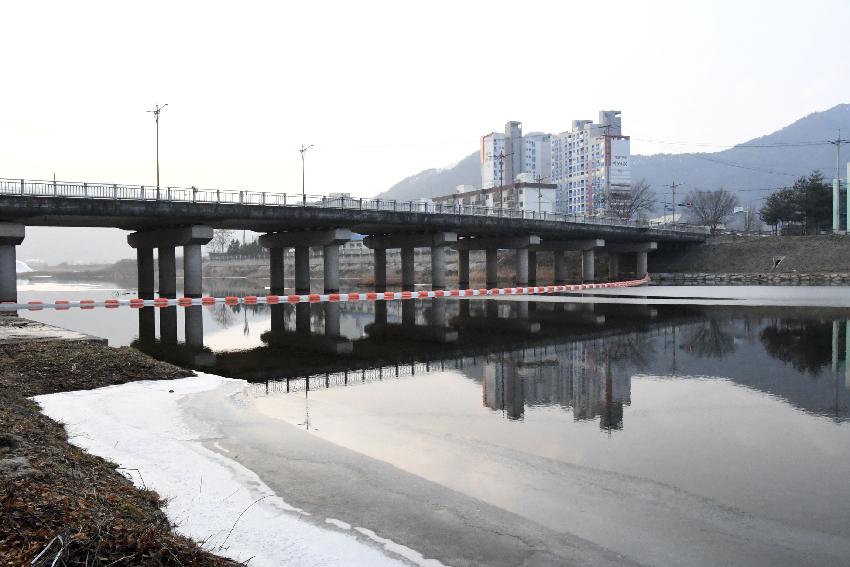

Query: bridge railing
[0,177,709,236]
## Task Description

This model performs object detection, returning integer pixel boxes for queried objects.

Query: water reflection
[128,298,850,425]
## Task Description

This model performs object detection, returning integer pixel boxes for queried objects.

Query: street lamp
[299,144,314,205]
[147,103,168,191]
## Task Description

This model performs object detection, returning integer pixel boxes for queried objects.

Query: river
[23,278,850,566]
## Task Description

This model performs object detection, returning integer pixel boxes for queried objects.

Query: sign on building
[609,137,630,188]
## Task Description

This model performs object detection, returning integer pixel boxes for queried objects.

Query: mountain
[375,151,480,201]
[377,104,850,208]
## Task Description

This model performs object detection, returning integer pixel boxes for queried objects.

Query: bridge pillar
[127,226,212,299]
[605,242,656,280]
[554,251,567,285]
[323,244,341,293]
[637,251,648,279]
[158,247,177,298]
[136,248,155,300]
[582,249,596,283]
[295,303,311,334]
[259,228,352,294]
[0,224,25,303]
[402,298,416,326]
[431,245,446,290]
[364,232,456,292]
[608,253,621,281]
[374,300,387,325]
[514,248,529,286]
[486,248,498,287]
[528,251,537,286]
[294,246,310,294]
[183,243,203,298]
[269,248,285,295]
[401,247,415,291]
[373,248,387,292]
[457,249,470,288]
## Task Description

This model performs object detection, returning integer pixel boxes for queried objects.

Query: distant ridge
[377,104,850,207]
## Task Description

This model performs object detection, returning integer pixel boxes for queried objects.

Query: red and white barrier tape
[2,275,650,311]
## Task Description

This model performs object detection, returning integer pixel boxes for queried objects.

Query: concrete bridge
[0,177,707,301]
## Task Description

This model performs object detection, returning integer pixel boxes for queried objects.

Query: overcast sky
[3,0,849,200]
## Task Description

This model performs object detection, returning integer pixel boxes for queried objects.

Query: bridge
[0,177,707,301]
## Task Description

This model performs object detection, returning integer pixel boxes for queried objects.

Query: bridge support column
[554,251,567,285]
[183,243,203,298]
[294,246,310,294]
[373,248,387,292]
[458,249,470,288]
[402,299,416,326]
[323,244,340,293]
[401,247,415,291]
[431,245,446,290]
[527,251,537,286]
[637,251,648,279]
[269,248,285,295]
[136,248,155,300]
[608,253,620,281]
[127,225,212,299]
[295,303,311,334]
[582,249,595,283]
[486,248,498,287]
[138,306,156,344]
[259,228,352,295]
[514,248,529,286]
[0,224,24,303]
[605,242,657,280]
[158,247,177,298]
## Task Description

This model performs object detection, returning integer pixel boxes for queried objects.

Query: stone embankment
[651,234,850,277]
[652,272,850,285]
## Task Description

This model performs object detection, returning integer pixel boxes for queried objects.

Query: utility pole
[488,150,512,209]
[828,130,850,185]
[299,144,315,205]
[665,181,681,224]
[147,103,168,190]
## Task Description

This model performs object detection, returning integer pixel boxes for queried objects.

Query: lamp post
[147,103,168,191]
[299,144,314,205]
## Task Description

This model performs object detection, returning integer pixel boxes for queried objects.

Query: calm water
[18,279,850,565]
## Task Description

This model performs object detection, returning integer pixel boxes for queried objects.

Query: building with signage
[432,181,558,214]
[480,111,630,217]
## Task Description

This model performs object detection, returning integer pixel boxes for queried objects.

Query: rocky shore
[0,322,238,566]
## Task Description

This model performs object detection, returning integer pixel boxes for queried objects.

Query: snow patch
[34,374,406,567]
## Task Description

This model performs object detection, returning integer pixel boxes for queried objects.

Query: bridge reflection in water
[132,298,850,429]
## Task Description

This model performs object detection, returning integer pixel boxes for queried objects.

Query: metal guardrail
[0,177,709,236]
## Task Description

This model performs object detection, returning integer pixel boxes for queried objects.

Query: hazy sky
[3,0,849,200]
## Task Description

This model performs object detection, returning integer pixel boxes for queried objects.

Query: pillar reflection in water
[185,305,204,348]
[431,298,447,328]
[138,306,156,344]
[295,303,311,335]
[324,303,341,337]
[374,301,387,326]
[160,306,178,345]
[402,300,416,327]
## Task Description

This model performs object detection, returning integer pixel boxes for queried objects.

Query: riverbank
[0,324,239,566]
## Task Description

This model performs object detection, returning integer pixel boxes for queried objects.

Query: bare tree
[608,179,655,221]
[685,188,739,234]
[209,229,235,253]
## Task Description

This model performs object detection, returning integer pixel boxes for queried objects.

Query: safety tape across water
[2,275,650,311]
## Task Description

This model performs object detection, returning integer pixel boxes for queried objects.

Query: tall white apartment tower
[481,122,552,189]
[550,110,630,216]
